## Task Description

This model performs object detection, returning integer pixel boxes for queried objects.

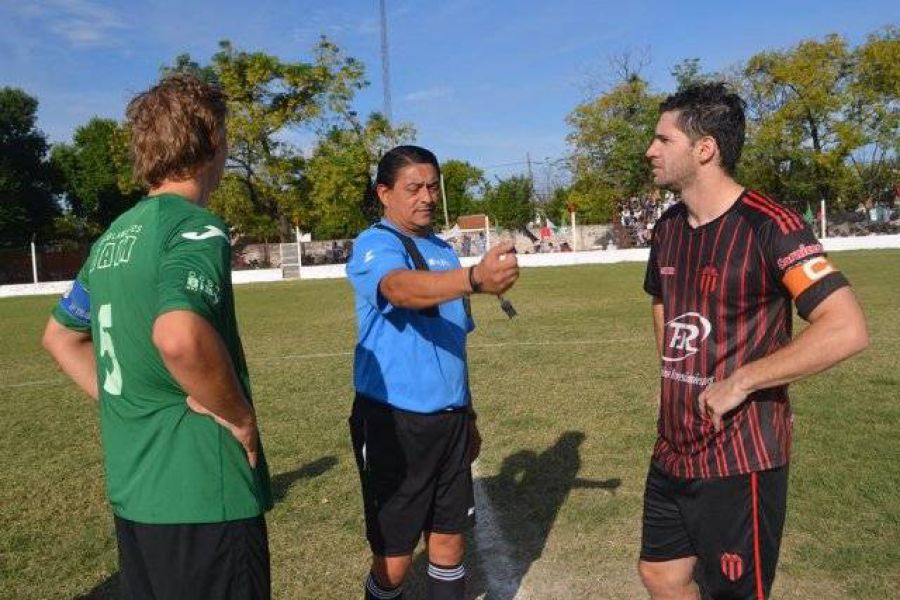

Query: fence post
[30,241,38,284]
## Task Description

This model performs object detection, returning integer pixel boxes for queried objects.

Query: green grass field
[1,250,898,599]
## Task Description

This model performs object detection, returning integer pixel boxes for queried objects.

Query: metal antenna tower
[379,0,392,124]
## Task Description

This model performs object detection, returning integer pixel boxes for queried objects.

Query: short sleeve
[51,264,92,331]
[763,221,849,321]
[346,230,411,313]
[157,218,230,322]
[644,236,662,298]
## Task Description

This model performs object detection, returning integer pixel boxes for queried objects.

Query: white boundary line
[276,337,641,361]
[471,461,531,600]
[2,338,643,390]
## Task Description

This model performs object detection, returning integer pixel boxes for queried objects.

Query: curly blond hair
[126,73,227,188]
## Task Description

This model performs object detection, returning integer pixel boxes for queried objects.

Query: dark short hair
[375,145,440,187]
[126,73,227,188]
[659,83,746,175]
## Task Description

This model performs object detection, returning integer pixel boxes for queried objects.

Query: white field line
[471,461,531,600]
[276,337,641,361]
[2,338,642,389]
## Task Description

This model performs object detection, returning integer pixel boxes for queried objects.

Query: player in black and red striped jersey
[637,83,868,599]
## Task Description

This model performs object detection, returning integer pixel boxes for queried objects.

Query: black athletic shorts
[640,461,788,599]
[349,394,476,556]
[114,514,270,600]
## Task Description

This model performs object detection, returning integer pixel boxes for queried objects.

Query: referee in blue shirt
[347,146,519,600]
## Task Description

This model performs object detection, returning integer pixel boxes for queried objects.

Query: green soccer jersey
[52,193,272,524]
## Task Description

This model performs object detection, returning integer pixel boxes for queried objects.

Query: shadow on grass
[405,430,621,599]
[72,572,118,599]
[271,455,339,503]
[71,455,338,599]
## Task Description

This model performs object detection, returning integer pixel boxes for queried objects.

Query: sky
[1,0,897,188]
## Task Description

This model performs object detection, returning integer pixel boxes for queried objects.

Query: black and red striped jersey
[644,189,849,479]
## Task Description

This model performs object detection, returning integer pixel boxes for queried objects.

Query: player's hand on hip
[230,418,260,469]
[697,375,751,432]
[186,395,260,468]
[475,241,519,295]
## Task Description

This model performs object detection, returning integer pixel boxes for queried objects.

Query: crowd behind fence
[3,199,898,285]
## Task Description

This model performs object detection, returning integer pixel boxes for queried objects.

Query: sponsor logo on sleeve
[777,243,824,271]
[363,249,376,263]
[185,270,221,304]
[781,256,837,298]
[182,225,228,241]
[659,266,676,276]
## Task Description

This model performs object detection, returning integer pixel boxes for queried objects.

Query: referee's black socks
[427,561,465,600]
[365,572,403,600]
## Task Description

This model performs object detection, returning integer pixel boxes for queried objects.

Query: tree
[0,88,58,245]
[51,118,142,238]
[440,159,485,225]
[566,76,664,222]
[739,34,858,208]
[483,175,534,230]
[844,26,900,203]
[671,58,715,90]
[303,113,414,239]
[177,38,367,240]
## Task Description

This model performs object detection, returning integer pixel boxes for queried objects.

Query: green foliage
[440,159,486,225]
[671,58,714,90]
[50,118,142,239]
[0,88,58,245]
[304,113,415,239]
[738,30,899,209]
[566,76,663,222]
[186,38,368,240]
[543,186,572,225]
[483,175,534,230]
[568,29,899,220]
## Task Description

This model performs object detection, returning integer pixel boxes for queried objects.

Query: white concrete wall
[4,234,899,298]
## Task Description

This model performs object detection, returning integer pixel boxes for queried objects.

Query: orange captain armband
[781,256,839,299]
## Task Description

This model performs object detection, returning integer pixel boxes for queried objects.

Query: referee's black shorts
[349,394,476,556]
[114,514,270,600]
[640,461,788,599]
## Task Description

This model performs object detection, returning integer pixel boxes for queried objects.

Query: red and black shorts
[640,461,788,599]
[349,393,476,556]
[114,514,270,600]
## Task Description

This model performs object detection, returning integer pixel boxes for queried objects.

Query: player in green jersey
[42,74,272,600]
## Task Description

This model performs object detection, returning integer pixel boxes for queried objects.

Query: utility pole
[379,0,392,124]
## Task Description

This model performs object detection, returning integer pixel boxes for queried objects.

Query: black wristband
[468,265,481,293]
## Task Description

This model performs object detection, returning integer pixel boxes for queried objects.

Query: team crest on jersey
[720,552,744,582]
[699,265,719,295]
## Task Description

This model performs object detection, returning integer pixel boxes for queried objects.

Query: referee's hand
[473,242,519,296]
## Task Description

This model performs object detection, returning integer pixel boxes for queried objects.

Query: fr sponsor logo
[663,312,712,363]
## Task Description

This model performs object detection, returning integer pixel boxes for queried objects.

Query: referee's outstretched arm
[380,241,519,309]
